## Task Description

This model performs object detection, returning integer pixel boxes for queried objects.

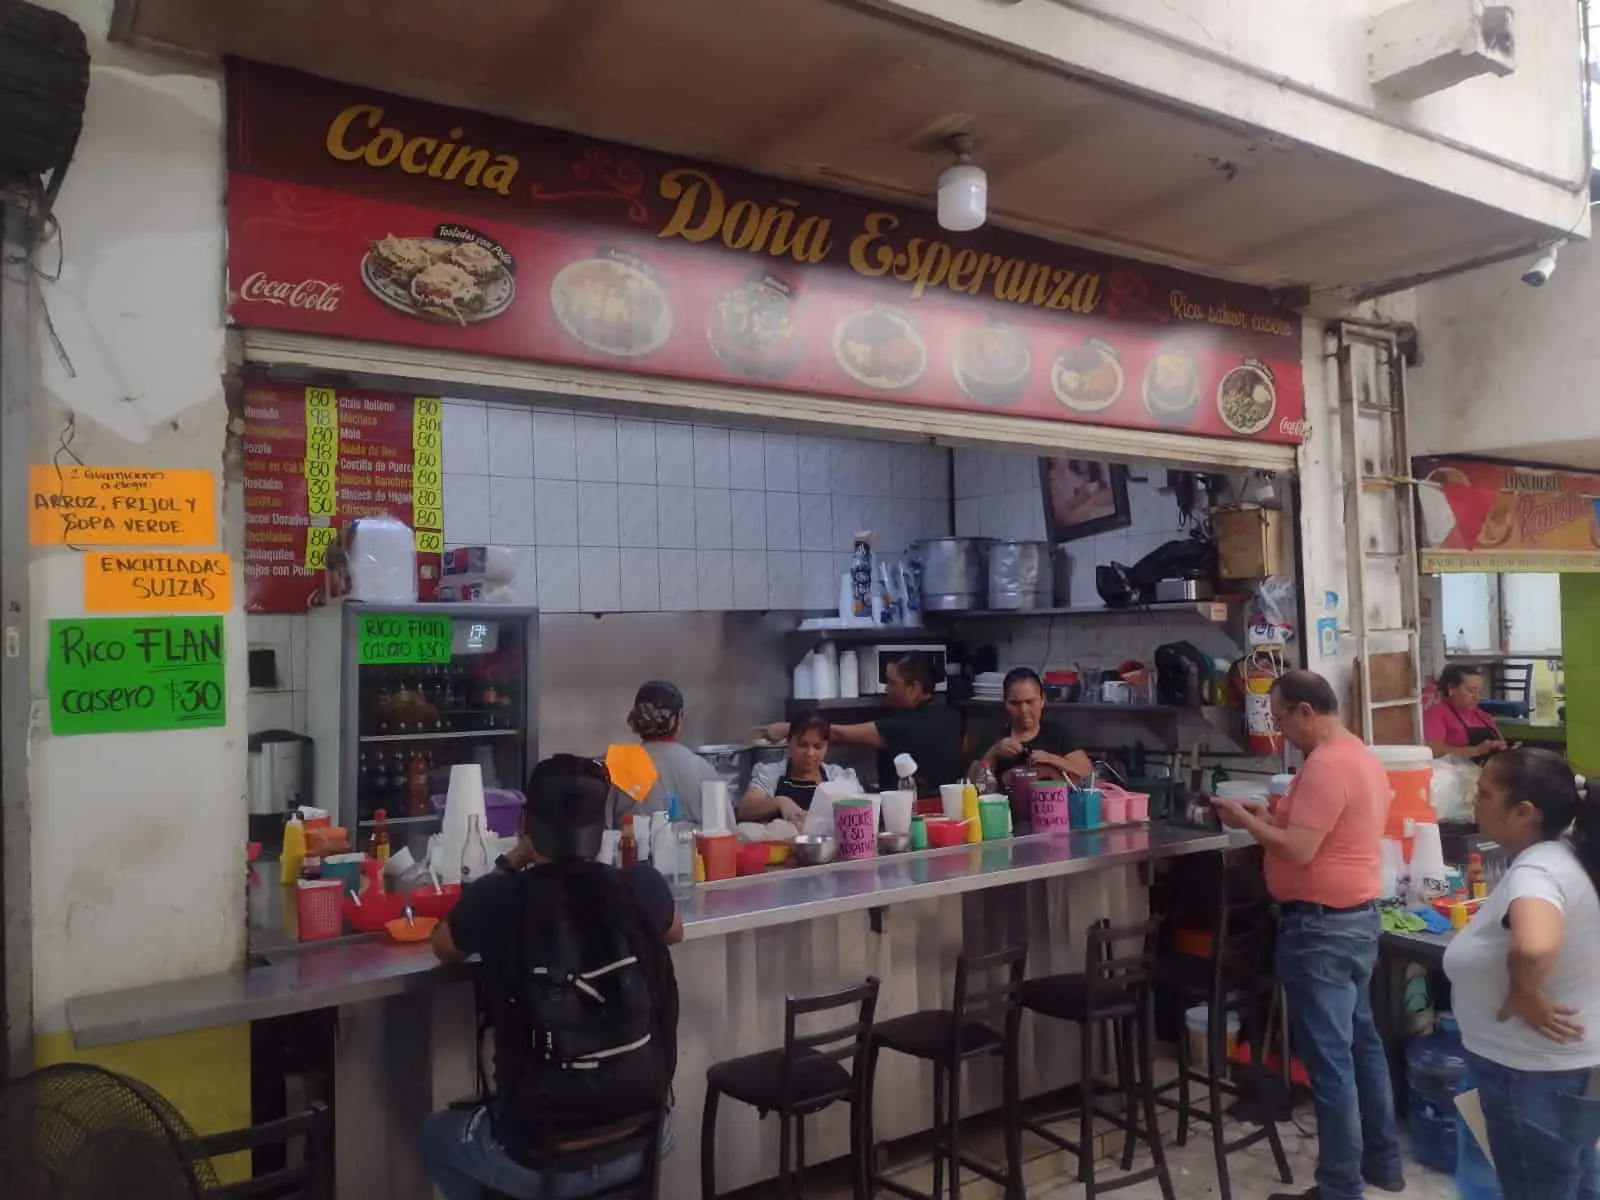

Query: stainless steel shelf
[358,728,520,744]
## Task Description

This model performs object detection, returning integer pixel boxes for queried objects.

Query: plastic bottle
[1468,853,1487,901]
[368,808,391,862]
[459,814,490,885]
[620,815,639,868]
[280,811,306,884]
[1409,822,1450,907]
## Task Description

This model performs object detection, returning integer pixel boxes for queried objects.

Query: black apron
[773,774,820,811]
[1447,706,1497,753]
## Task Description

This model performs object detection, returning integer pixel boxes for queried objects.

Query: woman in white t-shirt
[1443,748,1600,1200]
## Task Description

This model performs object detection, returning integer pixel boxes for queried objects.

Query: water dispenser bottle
[1405,1013,1468,1175]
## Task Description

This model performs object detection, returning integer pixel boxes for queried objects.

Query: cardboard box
[1212,505,1282,580]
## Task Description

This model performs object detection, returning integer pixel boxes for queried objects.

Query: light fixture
[936,134,987,233]
[1521,241,1562,288]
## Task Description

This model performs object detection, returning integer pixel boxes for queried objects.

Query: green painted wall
[1561,575,1600,775]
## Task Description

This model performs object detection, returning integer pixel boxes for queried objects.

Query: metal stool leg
[1207,1006,1232,1200]
[948,1060,963,1200]
[778,1111,795,1200]
[700,1085,721,1200]
[1117,1016,1139,1171]
[1002,1036,1024,1200]
[931,1058,947,1199]
[1137,997,1177,1200]
[1174,1005,1193,1146]
[1079,1017,1097,1194]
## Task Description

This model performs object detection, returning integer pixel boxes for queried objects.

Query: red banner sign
[244,380,441,612]
[1415,456,1600,573]
[226,62,1306,444]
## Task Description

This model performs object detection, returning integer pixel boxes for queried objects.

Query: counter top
[68,824,1227,1049]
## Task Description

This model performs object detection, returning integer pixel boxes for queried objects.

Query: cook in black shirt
[760,653,963,798]
[972,667,1092,785]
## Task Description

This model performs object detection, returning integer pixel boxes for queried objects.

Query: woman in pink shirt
[1424,664,1507,761]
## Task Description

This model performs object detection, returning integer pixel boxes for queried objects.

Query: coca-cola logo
[238,272,343,313]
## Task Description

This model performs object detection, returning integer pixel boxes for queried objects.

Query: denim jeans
[1275,904,1403,1200]
[417,1107,645,1200]
[1468,1051,1600,1200]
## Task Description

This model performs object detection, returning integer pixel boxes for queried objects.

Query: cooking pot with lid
[911,538,991,612]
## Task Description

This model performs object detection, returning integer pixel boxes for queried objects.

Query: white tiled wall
[952,449,1190,607]
[441,399,953,614]
[949,448,1238,678]
[246,614,309,734]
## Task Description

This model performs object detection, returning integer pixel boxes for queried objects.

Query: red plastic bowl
[736,842,771,876]
[409,884,462,921]
[923,818,968,848]
[342,890,407,933]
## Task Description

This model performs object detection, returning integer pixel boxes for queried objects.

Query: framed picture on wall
[1039,457,1132,543]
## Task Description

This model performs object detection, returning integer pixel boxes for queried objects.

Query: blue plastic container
[1405,1014,1469,1175]
[1068,787,1102,829]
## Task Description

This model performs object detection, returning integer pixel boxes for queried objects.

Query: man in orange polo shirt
[1213,670,1403,1200]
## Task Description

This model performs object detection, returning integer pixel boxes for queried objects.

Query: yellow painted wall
[35,1024,251,1181]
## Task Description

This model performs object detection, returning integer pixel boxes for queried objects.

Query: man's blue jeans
[1276,903,1403,1200]
[1468,1051,1600,1200]
[417,1107,645,1200]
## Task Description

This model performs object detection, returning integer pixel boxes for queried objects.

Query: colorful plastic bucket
[1031,783,1071,833]
[1069,787,1103,830]
[979,797,1012,840]
[833,800,877,860]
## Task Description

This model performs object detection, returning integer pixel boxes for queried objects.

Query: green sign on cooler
[48,616,227,736]
[358,612,452,665]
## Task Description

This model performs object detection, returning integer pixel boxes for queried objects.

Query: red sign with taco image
[225,61,1307,444]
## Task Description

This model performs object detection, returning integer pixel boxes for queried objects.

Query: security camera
[1522,242,1561,287]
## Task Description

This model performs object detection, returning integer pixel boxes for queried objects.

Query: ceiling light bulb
[937,162,987,232]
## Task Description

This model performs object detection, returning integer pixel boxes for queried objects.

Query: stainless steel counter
[69,825,1222,1048]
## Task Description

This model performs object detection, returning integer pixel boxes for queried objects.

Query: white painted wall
[1410,236,1600,468]
[877,0,1590,232]
[25,0,241,1024]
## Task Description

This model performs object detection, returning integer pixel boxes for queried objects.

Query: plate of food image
[834,306,927,392]
[1216,362,1277,435]
[360,233,516,326]
[1141,350,1200,425]
[1476,493,1516,548]
[953,322,1031,406]
[707,277,801,379]
[1050,339,1124,413]
[549,252,673,359]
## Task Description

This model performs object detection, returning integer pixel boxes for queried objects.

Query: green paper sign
[358,612,452,665]
[49,616,227,736]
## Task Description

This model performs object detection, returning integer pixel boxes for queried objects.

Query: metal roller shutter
[238,330,1298,473]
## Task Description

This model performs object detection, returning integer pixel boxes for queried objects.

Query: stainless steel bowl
[793,834,837,866]
[877,831,911,855]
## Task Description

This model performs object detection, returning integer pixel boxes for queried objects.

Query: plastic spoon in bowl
[403,903,415,931]
[427,869,442,896]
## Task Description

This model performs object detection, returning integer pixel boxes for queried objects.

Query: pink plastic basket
[296,879,345,942]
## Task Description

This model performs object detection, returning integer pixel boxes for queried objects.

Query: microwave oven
[859,643,950,694]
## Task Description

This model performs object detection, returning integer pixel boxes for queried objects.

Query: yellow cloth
[605,743,658,804]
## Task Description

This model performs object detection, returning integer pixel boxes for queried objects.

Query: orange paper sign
[29,466,217,547]
[83,553,232,613]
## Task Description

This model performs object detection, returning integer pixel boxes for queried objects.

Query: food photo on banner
[222,60,1307,446]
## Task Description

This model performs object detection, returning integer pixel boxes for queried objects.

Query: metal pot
[910,538,991,612]
[986,541,1052,611]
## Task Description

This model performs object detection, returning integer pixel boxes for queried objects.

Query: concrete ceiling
[114,0,1549,295]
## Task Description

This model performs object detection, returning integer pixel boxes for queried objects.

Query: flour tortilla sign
[48,616,227,736]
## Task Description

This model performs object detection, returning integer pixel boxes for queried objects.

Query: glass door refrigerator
[306,603,539,847]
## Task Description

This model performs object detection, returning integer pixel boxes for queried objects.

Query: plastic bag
[1431,758,1480,823]
[1245,576,1297,649]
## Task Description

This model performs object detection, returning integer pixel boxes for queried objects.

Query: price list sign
[412,398,443,556]
[242,381,442,612]
[48,616,227,736]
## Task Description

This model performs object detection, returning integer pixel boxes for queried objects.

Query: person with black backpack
[419,754,682,1200]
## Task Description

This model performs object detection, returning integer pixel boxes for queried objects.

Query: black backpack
[486,861,678,1155]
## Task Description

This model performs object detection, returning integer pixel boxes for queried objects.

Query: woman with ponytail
[1443,748,1600,1199]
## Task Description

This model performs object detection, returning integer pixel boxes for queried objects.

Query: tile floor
[809,1091,1455,1199]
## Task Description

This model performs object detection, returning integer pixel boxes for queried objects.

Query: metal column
[1,188,35,1076]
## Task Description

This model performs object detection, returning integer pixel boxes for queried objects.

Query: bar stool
[701,976,880,1200]
[1017,919,1175,1200]
[866,943,1027,1200]
[1153,858,1292,1200]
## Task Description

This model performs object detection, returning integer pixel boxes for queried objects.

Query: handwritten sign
[30,466,217,547]
[48,616,227,736]
[358,612,451,665]
[84,553,232,613]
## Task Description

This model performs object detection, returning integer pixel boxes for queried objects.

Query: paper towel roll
[701,780,732,834]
